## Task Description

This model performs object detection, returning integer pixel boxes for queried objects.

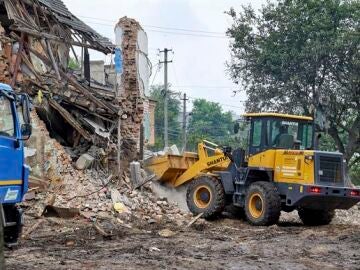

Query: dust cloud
[151,182,189,212]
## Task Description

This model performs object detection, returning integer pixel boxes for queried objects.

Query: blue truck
[0,83,31,246]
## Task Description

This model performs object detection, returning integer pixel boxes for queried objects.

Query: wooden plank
[48,99,93,141]
[66,75,118,114]
[10,32,25,87]
[20,52,43,82]
[10,32,116,114]
[93,222,113,238]
[45,39,61,80]
[186,213,204,228]
[32,4,41,27]
[10,25,108,51]
[22,219,45,240]
[29,175,49,190]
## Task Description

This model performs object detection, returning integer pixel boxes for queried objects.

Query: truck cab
[0,83,31,245]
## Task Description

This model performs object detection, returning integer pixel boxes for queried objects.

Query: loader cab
[237,113,314,156]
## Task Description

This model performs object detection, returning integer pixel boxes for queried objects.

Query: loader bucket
[144,152,199,186]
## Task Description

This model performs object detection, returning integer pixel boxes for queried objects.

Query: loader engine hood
[313,151,345,187]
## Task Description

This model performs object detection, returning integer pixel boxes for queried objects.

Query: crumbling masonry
[0,0,151,178]
[116,18,148,168]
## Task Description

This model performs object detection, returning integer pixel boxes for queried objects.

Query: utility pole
[159,48,173,149]
[181,93,189,152]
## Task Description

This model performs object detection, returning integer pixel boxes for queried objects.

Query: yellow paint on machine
[0,180,23,186]
[243,112,313,121]
[248,149,315,185]
[248,149,277,169]
[275,150,315,185]
[144,141,230,188]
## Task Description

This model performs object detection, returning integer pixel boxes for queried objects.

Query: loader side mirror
[234,122,240,134]
[222,146,234,162]
[21,123,32,140]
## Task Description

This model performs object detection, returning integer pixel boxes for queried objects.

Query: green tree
[150,85,181,150]
[68,57,80,70]
[227,0,360,182]
[187,99,235,151]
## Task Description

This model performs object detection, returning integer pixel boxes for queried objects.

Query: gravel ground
[5,204,360,270]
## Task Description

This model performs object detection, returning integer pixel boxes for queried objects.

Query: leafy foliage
[227,0,360,182]
[187,99,235,151]
[68,57,80,70]
[150,87,236,152]
[149,85,181,150]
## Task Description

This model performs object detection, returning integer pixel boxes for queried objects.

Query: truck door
[0,95,23,202]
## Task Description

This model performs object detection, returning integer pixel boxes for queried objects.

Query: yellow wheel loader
[145,113,360,226]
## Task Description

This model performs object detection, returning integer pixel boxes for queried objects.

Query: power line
[186,95,245,109]
[170,55,180,86]
[155,126,231,137]
[173,85,234,89]
[76,15,226,35]
[150,63,162,86]
[81,20,228,39]
[145,30,227,39]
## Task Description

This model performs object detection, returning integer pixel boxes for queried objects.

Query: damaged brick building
[0,0,153,176]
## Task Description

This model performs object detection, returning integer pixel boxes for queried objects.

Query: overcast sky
[63,0,265,114]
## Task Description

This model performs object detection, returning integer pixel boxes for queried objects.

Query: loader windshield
[267,119,313,150]
[0,95,15,137]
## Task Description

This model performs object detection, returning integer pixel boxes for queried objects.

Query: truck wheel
[3,205,23,246]
[298,208,335,226]
[245,181,281,226]
[186,176,225,219]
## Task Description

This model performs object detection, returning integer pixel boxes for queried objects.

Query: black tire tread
[186,176,225,219]
[245,181,281,226]
[298,208,335,226]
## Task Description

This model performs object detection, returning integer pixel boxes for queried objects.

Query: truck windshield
[0,95,15,137]
[267,119,313,150]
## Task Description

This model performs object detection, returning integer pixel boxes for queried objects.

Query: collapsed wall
[0,0,190,236]
[115,18,150,168]
[0,0,151,177]
[24,109,190,231]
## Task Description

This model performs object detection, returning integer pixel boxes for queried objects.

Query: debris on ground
[20,110,191,240]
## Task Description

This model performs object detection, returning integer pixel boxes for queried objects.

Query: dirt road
[5,209,360,270]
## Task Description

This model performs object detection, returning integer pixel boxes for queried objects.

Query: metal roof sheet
[38,0,114,51]
[38,0,72,18]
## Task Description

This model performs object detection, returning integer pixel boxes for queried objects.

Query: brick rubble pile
[23,113,190,234]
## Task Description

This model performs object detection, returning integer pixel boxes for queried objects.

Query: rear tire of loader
[186,176,225,220]
[298,208,335,226]
[245,181,281,226]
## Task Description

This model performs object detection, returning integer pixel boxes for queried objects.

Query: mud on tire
[186,176,225,219]
[245,181,281,226]
[298,208,335,226]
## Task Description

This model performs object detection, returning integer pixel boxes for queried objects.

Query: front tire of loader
[186,176,225,219]
[245,181,281,226]
[298,208,335,226]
